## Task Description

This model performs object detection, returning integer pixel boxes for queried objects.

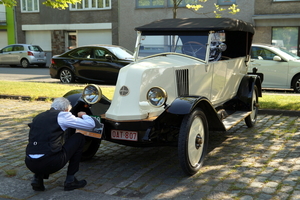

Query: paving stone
[1,99,300,199]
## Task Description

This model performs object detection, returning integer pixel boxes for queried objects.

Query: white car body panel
[106,54,248,121]
[249,44,300,90]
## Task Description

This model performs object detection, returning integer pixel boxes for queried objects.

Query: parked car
[249,43,300,92]
[49,45,134,84]
[0,44,47,68]
[63,18,262,175]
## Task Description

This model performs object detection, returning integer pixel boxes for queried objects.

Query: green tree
[0,0,81,9]
[186,0,240,18]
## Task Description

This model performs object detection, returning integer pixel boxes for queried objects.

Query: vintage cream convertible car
[64,18,262,175]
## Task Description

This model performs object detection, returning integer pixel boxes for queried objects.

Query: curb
[0,94,55,101]
[258,109,300,117]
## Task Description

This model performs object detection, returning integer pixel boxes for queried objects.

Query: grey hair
[51,97,72,111]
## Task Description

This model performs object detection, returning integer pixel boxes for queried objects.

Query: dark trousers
[25,133,85,178]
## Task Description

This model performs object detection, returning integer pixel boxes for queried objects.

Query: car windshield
[138,34,209,60]
[109,47,134,60]
[278,46,300,60]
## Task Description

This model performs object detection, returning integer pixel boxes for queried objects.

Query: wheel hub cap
[195,134,202,149]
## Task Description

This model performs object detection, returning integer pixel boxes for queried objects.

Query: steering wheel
[182,41,206,59]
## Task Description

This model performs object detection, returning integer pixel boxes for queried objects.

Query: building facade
[253,0,300,56]
[118,0,255,51]
[0,5,16,47]
[14,0,119,65]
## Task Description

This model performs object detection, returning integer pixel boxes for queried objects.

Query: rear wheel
[245,86,258,128]
[21,59,29,68]
[178,108,209,175]
[59,68,75,83]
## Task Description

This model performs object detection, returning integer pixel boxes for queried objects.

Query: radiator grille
[176,69,189,96]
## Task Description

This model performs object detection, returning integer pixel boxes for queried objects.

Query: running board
[222,111,252,131]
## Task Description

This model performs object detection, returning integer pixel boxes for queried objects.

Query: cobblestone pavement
[1,99,300,200]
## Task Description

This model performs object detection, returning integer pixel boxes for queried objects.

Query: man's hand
[77,112,87,118]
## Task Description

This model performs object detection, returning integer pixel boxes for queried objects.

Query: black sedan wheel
[178,108,209,175]
[59,68,75,83]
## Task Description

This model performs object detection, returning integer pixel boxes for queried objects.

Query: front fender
[166,96,207,115]
[63,89,84,107]
[166,96,225,131]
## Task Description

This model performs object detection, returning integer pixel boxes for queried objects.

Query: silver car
[0,44,47,68]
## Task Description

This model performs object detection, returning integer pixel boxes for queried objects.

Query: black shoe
[31,175,45,191]
[64,177,87,191]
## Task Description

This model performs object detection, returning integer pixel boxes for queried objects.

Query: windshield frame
[134,31,210,62]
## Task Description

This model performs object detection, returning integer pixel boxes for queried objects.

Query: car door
[0,45,14,64]
[250,46,289,88]
[12,45,25,64]
[72,47,121,84]
[87,47,122,83]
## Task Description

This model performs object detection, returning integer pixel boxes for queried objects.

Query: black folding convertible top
[135,18,255,35]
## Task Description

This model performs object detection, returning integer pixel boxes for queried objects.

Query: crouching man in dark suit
[25,97,95,191]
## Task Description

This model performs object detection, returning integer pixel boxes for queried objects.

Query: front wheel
[178,108,209,176]
[245,86,258,128]
[81,137,101,161]
[59,68,75,83]
[292,75,300,93]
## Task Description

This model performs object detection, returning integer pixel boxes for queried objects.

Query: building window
[167,0,198,7]
[70,0,111,10]
[137,0,199,8]
[21,0,39,12]
[66,32,77,51]
[217,0,237,5]
[136,0,164,8]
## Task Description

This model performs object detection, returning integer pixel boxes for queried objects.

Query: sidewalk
[1,99,300,200]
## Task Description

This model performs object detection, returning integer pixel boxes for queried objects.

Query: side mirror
[105,54,113,61]
[273,55,282,61]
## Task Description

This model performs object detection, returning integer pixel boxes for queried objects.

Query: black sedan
[49,45,134,84]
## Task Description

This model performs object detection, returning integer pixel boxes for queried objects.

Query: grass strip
[0,81,299,111]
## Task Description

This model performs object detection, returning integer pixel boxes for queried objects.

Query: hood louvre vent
[176,69,189,96]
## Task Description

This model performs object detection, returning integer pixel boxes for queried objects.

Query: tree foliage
[0,0,81,9]
[186,0,240,18]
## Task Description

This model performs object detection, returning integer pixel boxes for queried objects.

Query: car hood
[105,54,203,121]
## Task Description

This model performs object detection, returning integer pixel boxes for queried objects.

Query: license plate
[111,130,138,141]
[37,59,44,61]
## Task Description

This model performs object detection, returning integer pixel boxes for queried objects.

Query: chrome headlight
[82,84,102,104]
[147,87,167,107]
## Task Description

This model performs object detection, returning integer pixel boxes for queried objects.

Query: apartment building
[253,0,300,56]
[14,0,119,63]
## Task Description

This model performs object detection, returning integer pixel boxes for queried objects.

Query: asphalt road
[0,65,59,83]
